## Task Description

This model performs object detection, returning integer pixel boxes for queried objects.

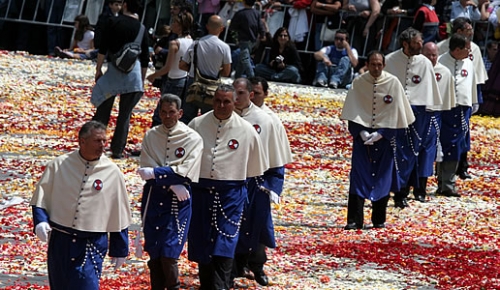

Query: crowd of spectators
[2,0,500,87]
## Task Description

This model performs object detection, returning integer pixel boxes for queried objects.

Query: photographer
[254,27,302,84]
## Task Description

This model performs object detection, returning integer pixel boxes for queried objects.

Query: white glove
[259,185,280,204]
[137,167,155,180]
[170,184,190,201]
[269,190,281,204]
[364,132,383,145]
[472,103,479,114]
[111,257,126,270]
[35,222,52,243]
[359,130,370,141]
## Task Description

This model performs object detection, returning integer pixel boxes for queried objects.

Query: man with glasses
[312,29,358,88]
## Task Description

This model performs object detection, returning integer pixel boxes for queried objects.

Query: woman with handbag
[147,12,194,127]
[254,27,303,84]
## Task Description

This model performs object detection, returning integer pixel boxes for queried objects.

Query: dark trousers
[199,256,233,290]
[232,243,267,277]
[347,194,389,226]
[148,257,180,290]
[248,243,267,273]
[92,91,142,156]
[456,151,469,174]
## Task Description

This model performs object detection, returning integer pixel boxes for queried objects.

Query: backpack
[110,24,145,73]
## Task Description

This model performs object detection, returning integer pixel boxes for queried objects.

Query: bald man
[419,42,455,202]
[179,15,232,124]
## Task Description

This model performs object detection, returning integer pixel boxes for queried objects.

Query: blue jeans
[422,25,439,43]
[255,64,301,84]
[92,91,143,156]
[314,56,352,87]
[235,41,255,78]
[152,77,187,127]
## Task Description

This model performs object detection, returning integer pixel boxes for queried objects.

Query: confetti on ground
[0,51,499,289]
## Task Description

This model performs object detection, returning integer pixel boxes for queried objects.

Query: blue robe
[348,122,397,201]
[440,106,469,161]
[32,207,128,290]
[236,167,284,253]
[188,178,247,264]
[141,166,192,259]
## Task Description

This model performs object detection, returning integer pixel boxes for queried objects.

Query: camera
[275,55,284,64]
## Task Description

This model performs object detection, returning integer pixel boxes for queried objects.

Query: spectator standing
[187,84,268,290]
[343,0,381,55]
[413,0,440,43]
[198,0,222,36]
[436,34,477,197]
[147,12,194,127]
[313,29,358,88]
[479,41,500,116]
[179,15,232,124]
[341,51,415,230]
[384,28,441,207]
[229,0,267,78]
[30,121,132,289]
[45,0,66,56]
[94,0,122,50]
[254,27,303,84]
[91,0,149,159]
[310,0,342,50]
[381,0,423,51]
[137,94,203,290]
[450,0,488,22]
[483,40,498,71]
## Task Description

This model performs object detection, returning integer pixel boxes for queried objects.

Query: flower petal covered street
[0,51,499,289]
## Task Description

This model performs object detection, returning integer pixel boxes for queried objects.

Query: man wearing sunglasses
[312,29,358,89]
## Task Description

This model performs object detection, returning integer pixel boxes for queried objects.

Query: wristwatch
[322,3,326,7]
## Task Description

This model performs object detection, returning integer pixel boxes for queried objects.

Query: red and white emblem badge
[175,147,185,158]
[469,54,474,61]
[93,179,103,190]
[461,69,468,77]
[383,95,393,104]
[435,73,442,82]
[228,139,239,150]
[253,124,262,134]
[412,75,421,84]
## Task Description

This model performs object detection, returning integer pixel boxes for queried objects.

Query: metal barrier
[0,0,495,58]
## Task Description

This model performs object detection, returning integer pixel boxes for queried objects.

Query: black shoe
[458,172,472,180]
[438,190,461,197]
[344,223,362,230]
[237,267,254,280]
[394,198,409,209]
[414,195,426,202]
[372,223,385,229]
[253,271,269,286]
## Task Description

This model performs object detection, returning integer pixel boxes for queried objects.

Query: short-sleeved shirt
[183,35,232,79]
